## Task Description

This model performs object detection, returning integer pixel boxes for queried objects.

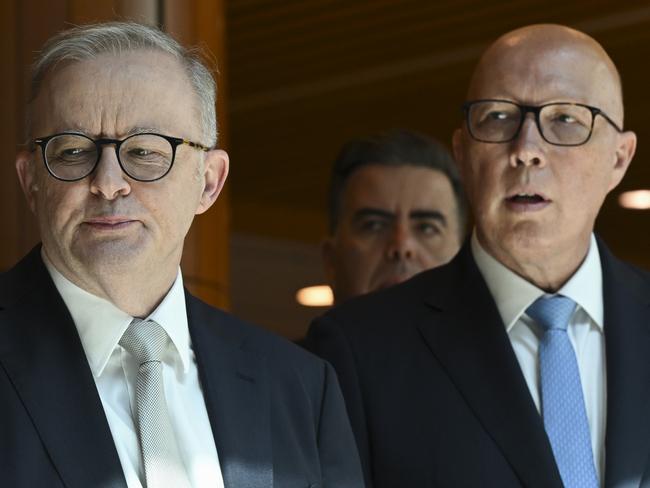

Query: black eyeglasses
[462,99,623,147]
[33,132,211,182]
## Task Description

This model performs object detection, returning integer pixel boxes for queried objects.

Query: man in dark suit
[307,24,646,488]
[0,22,363,488]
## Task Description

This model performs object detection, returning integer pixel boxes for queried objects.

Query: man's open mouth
[507,193,548,204]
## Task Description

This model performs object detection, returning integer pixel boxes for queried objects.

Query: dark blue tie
[526,295,599,488]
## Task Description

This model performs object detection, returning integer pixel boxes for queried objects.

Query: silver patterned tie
[120,319,191,488]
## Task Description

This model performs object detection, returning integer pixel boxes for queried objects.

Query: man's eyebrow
[55,125,93,135]
[51,127,162,137]
[352,208,395,220]
[410,210,447,227]
[125,127,163,136]
[352,208,448,226]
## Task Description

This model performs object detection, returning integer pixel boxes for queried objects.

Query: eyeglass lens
[467,101,594,145]
[44,134,174,181]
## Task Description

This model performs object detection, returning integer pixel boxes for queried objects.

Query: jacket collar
[186,292,273,488]
[0,247,127,488]
[599,239,650,487]
[419,242,564,488]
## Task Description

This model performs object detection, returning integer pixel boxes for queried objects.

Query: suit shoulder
[612,257,650,283]
[320,259,460,331]
[186,293,326,370]
[606,255,650,300]
[598,240,650,295]
[188,295,336,410]
[0,247,44,309]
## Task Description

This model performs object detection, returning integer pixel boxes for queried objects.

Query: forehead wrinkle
[98,65,140,137]
[29,45,208,147]
[38,67,107,137]
[468,25,624,122]
[42,52,201,142]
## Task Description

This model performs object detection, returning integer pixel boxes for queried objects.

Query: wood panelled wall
[225,1,650,273]
[1,0,230,309]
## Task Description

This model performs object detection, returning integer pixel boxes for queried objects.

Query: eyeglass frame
[32,132,211,182]
[461,99,624,147]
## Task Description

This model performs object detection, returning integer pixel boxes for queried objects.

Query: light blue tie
[526,295,599,488]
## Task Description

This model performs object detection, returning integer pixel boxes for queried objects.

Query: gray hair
[28,21,218,147]
[328,129,468,240]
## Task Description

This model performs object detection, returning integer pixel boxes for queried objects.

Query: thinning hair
[28,21,217,146]
[328,129,468,239]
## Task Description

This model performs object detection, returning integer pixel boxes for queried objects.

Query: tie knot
[526,295,576,332]
[120,319,169,364]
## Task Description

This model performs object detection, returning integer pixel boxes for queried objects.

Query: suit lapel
[418,245,563,488]
[600,243,650,488]
[187,294,272,488]
[0,250,126,488]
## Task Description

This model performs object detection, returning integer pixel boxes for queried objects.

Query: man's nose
[385,222,415,261]
[509,115,547,168]
[89,147,131,199]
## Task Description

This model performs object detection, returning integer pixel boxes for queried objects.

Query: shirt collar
[471,232,603,332]
[42,251,191,377]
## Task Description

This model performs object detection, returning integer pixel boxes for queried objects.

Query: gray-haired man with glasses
[308,24,649,488]
[34,132,210,182]
[0,21,363,488]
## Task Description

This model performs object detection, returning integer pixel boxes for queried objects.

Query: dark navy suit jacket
[0,247,364,488]
[307,239,650,488]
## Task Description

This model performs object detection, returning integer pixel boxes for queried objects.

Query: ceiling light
[619,190,650,210]
[296,285,333,307]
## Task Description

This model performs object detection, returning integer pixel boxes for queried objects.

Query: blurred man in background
[322,129,467,304]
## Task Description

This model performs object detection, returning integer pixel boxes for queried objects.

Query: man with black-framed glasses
[0,21,363,488]
[308,24,649,488]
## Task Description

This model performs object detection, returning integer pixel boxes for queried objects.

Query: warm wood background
[226,0,650,267]
[3,0,649,318]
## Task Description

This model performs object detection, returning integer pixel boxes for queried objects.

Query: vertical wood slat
[0,0,19,271]
[118,0,159,25]
[167,0,231,310]
[191,0,231,310]
[67,1,113,23]
[0,0,69,272]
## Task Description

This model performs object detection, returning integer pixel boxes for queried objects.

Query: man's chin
[73,239,148,269]
[481,220,558,256]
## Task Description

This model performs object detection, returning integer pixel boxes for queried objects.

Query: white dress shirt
[471,232,606,481]
[43,254,225,488]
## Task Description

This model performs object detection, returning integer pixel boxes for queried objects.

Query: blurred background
[2,0,649,339]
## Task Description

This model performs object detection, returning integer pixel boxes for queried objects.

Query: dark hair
[327,129,468,237]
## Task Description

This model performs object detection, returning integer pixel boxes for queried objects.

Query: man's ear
[16,150,39,214]
[607,130,637,192]
[196,149,229,215]
[451,128,466,178]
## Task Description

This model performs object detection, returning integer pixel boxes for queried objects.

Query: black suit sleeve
[307,316,373,488]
